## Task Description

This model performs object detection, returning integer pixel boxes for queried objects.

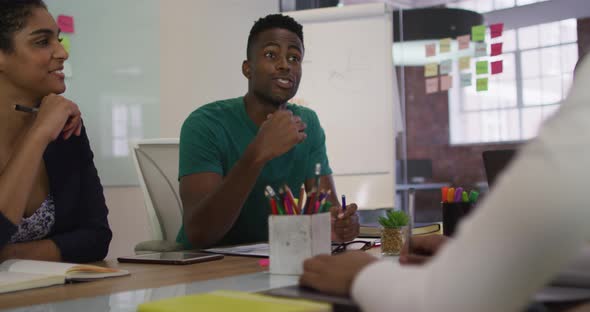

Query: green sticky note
[476,61,488,75]
[472,25,486,42]
[476,78,488,92]
[60,35,71,53]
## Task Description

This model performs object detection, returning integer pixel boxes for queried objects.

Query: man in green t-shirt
[177,14,359,249]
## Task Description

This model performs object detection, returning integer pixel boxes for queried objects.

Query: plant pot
[381,226,408,256]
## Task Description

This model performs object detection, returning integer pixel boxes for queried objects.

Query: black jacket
[0,127,112,263]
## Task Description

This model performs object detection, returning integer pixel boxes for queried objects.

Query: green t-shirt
[176,97,332,248]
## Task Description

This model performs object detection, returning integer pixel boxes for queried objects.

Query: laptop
[482,149,517,188]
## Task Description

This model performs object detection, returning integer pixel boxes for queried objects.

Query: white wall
[86,0,275,258]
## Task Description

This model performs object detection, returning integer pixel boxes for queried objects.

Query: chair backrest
[130,139,182,241]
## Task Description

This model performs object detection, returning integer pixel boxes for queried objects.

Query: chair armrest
[134,240,185,254]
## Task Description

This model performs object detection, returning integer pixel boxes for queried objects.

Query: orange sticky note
[426,77,439,94]
[490,23,504,38]
[457,34,470,50]
[491,43,503,56]
[425,43,436,57]
[440,75,453,91]
[491,60,503,74]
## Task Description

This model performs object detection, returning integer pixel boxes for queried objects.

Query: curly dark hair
[247,14,304,60]
[0,0,47,53]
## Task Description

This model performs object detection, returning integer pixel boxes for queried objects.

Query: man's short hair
[246,14,304,60]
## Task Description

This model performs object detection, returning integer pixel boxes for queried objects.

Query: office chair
[130,139,184,253]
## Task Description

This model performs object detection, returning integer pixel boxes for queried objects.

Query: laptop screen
[482,149,517,188]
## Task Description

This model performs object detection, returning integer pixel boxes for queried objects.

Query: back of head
[246,14,304,59]
[0,0,47,53]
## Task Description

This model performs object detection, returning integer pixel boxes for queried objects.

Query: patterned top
[9,195,55,243]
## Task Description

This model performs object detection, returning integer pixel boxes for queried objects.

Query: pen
[341,194,346,211]
[314,163,321,209]
[454,187,463,203]
[441,186,449,203]
[469,190,479,203]
[298,183,305,214]
[447,187,455,203]
[14,104,39,113]
[462,191,469,202]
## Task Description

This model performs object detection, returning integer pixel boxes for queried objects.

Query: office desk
[0,256,290,311]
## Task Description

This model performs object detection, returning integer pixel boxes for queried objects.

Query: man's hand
[299,251,378,296]
[399,234,449,265]
[331,203,360,243]
[251,109,306,163]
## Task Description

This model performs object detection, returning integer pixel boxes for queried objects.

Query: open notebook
[0,259,129,294]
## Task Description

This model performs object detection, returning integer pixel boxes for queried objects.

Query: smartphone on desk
[117,251,223,265]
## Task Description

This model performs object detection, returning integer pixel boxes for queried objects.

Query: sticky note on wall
[490,23,504,38]
[439,38,451,53]
[472,25,486,42]
[460,73,472,87]
[440,75,453,91]
[491,60,503,74]
[425,43,436,57]
[476,61,489,75]
[459,56,471,71]
[440,59,452,75]
[425,63,438,77]
[61,35,71,53]
[457,35,470,50]
[476,78,489,92]
[491,43,503,56]
[475,42,487,57]
[426,77,439,94]
[57,15,75,33]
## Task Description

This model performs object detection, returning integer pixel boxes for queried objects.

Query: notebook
[137,290,331,312]
[0,259,129,294]
[359,222,442,238]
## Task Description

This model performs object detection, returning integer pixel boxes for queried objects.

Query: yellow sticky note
[439,38,451,53]
[472,25,486,42]
[476,61,488,75]
[60,35,71,53]
[476,78,488,92]
[424,63,438,77]
[459,56,471,70]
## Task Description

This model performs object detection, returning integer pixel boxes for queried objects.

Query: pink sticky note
[425,43,436,57]
[457,34,470,50]
[258,259,270,267]
[491,60,503,75]
[490,23,504,38]
[57,15,75,33]
[491,43,503,56]
[440,75,453,91]
[426,77,439,94]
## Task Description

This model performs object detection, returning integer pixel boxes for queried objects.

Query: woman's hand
[31,94,82,143]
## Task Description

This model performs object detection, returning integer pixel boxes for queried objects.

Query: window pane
[560,19,578,43]
[539,22,560,47]
[562,73,573,98]
[475,0,494,13]
[447,1,475,10]
[561,43,579,73]
[541,104,559,120]
[540,46,561,77]
[498,108,520,141]
[523,78,542,106]
[521,106,543,139]
[480,110,501,142]
[521,49,540,78]
[494,0,515,10]
[540,76,562,105]
[500,52,516,79]
[503,29,517,52]
[496,78,517,108]
[518,25,540,50]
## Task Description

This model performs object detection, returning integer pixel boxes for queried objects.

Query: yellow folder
[137,290,331,312]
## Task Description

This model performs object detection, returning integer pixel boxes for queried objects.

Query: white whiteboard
[287,4,398,209]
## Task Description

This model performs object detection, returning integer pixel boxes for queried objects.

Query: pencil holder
[442,202,474,237]
[268,212,331,275]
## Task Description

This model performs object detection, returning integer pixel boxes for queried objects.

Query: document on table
[202,243,269,257]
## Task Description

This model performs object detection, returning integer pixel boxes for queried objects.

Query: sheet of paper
[203,243,270,257]
[439,59,452,75]
[460,73,472,87]
[426,77,439,94]
[57,15,75,33]
[471,25,486,42]
[491,60,503,74]
[439,38,451,53]
[476,61,489,75]
[459,56,471,70]
[440,75,453,91]
[425,43,436,57]
[457,34,470,50]
[476,78,489,92]
[490,23,504,38]
[424,63,438,77]
[475,42,487,57]
[491,43,503,56]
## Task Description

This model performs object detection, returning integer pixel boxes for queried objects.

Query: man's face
[244,28,303,106]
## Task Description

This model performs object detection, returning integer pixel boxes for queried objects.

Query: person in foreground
[300,57,590,312]
[177,14,359,249]
[0,0,111,263]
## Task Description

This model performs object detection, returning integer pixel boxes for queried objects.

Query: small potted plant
[378,210,409,256]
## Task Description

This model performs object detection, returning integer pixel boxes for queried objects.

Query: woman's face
[0,7,68,99]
